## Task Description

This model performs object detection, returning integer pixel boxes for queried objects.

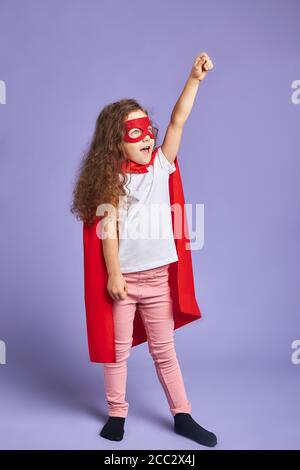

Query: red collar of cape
[83,146,202,363]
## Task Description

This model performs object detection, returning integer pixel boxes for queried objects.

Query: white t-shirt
[118,146,179,273]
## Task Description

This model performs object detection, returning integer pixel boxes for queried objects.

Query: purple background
[0,0,299,450]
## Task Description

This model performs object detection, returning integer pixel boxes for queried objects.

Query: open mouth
[140,146,151,154]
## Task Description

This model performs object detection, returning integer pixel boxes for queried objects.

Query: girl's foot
[174,413,217,447]
[100,416,126,441]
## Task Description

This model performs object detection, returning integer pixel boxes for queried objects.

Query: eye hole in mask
[129,126,153,139]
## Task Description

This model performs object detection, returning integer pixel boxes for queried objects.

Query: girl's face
[121,110,155,164]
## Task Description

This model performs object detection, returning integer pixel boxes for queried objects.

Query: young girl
[71,52,217,447]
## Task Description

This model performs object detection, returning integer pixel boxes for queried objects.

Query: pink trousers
[102,263,192,418]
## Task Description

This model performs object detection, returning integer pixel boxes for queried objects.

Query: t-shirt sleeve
[157,146,176,174]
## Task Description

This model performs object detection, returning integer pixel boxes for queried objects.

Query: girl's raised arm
[161,52,214,165]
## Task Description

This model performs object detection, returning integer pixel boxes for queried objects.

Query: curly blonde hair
[70,98,158,226]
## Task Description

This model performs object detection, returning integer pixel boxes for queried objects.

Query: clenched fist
[191,52,214,81]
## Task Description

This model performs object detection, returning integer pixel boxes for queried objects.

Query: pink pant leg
[137,264,192,417]
[102,275,138,418]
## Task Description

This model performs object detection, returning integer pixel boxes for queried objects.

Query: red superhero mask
[123,116,155,143]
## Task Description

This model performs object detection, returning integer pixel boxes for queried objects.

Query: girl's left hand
[190,52,214,81]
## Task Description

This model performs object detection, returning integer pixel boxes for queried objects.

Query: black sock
[100,416,126,441]
[174,413,217,447]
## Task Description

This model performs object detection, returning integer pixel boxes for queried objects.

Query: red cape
[83,149,202,363]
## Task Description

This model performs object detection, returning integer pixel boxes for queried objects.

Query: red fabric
[123,116,155,143]
[83,148,202,363]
